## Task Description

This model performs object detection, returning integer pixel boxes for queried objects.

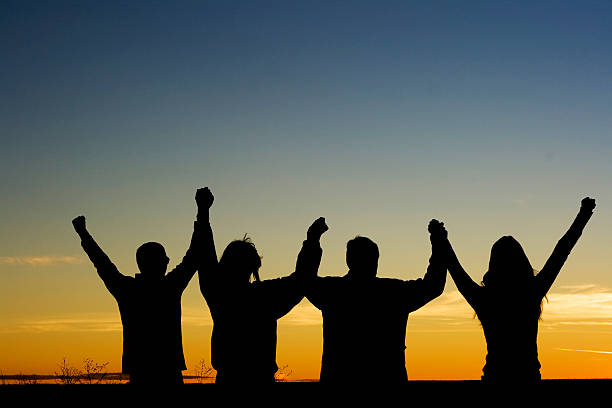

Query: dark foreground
[1,380,610,404]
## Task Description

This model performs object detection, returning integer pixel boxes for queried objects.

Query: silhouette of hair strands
[219,234,263,283]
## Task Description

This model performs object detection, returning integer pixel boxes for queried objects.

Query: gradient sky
[1,1,611,380]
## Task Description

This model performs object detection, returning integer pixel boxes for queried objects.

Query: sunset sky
[1,1,611,380]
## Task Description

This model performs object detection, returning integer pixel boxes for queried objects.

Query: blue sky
[1,0,611,268]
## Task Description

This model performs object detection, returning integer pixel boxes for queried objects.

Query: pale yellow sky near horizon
[1,254,611,379]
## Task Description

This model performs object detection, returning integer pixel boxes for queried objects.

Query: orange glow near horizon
[2,290,611,380]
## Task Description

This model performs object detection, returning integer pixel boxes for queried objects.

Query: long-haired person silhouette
[197,189,328,383]
[306,220,447,384]
[440,197,596,382]
[72,187,210,384]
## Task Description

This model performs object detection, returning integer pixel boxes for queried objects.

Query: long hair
[218,235,262,283]
[481,236,544,319]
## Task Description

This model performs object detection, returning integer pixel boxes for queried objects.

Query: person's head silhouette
[346,236,379,278]
[482,236,535,289]
[136,242,170,278]
[219,237,262,284]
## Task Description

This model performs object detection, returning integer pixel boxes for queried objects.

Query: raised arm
[535,197,596,298]
[296,217,328,279]
[166,187,212,293]
[195,188,219,300]
[434,220,481,309]
[404,219,448,312]
[303,218,335,310]
[260,217,327,319]
[72,215,126,298]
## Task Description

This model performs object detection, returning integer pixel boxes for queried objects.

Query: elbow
[430,278,446,299]
[196,273,206,293]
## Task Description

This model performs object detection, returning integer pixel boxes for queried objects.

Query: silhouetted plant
[55,357,111,384]
[81,358,109,384]
[15,373,38,385]
[55,358,82,385]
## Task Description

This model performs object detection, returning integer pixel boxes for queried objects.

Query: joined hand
[428,219,447,239]
[307,217,329,241]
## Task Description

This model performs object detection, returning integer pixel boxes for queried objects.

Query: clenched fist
[580,197,596,213]
[72,215,87,234]
[196,187,214,209]
[307,217,329,241]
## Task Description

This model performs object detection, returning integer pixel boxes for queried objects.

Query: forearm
[548,209,594,269]
[168,219,202,290]
[196,220,219,298]
[200,219,218,266]
[442,238,480,298]
[419,236,446,296]
[181,217,203,263]
[444,240,464,278]
[298,218,327,279]
[293,239,323,279]
[560,209,593,247]
[197,269,210,298]
[77,229,108,266]
[423,256,446,298]
[74,227,123,292]
[537,208,594,294]
[197,207,209,223]
[180,204,211,265]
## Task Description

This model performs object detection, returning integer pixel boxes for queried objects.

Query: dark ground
[1,380,609,405]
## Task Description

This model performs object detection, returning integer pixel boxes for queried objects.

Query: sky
[1,0,611,380]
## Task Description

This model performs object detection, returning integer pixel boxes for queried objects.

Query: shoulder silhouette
[72,187,210,384]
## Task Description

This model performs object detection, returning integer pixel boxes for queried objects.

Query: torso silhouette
[203,278,304,382]
[470,287,542,381]
[198,222,322,383]
[79,221,202,379]
[307,257,445,384]
[108,274,189,375]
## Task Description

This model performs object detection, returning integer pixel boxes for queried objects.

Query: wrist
[197,209,210,220]
[306,235,321,243]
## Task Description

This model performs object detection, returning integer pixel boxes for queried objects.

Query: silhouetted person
[198,189,328,383]
[72,187,211,384]
[440,197,596,382]
[306,220,447,384]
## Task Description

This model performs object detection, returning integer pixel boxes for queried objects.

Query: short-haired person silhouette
[306,220,447,384]
[439,197,596,382]
[197,189,328,383]
[72,187,211,384]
